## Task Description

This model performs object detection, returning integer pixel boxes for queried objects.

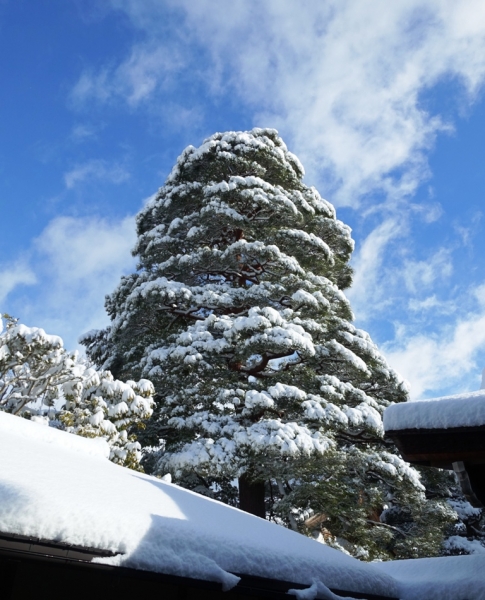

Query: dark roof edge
[0,533,398,600]
[0,531,116,560]
[385,424,485,436]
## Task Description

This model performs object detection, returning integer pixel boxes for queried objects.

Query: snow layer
[2,412,485,598]
[375,555,485,600]
[0,411,110,459]
[384,389,485,431]
[0,411,396,597]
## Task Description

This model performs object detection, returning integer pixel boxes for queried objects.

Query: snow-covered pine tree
[0,315,154,468]
[82,129,455,559]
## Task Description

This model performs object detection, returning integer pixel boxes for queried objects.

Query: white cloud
[71,69,111,105]
[408,295,455,314]
[70,43,184,107]
[454,211,483,247]
[346,217,406,320]
[34,215,135,284]
[70,123,97,142]
[345,215,485,398]
[384,286,485,399]
[347,213,456,323]
[83,0,485,205]
[0,262,36,306]
[3,215,137,351]
[64,1,485,398]
[64,159,130,189]
[401,248,453,294]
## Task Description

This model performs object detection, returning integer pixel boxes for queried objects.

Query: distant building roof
[384,389,485,432]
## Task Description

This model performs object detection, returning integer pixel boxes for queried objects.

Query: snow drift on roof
[0,410,110,458]
[384,389,485,431]
[374,554,485,600]
[2,411,485,599]
[0,411,396,597]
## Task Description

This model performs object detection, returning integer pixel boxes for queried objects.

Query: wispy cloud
[384,284,485,399]
[63,1,485,397]
[79,0,485,206]
[0,262,36,306]
[70,123,98,142]
[34,215,135,284]
[346,217,406,320]
[408,295,455,314]
[2,215,137,350]
[70,43,184,108]
[64,159,130,189]
[346,213,485,397]
[401,248,453,294]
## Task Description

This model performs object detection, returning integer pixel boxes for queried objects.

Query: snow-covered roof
[374,555,485,600]
[1,411,485,599]
[383,389,485,432]
[0,411,395,598]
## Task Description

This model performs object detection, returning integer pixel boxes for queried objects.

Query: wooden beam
[386,425,485,507]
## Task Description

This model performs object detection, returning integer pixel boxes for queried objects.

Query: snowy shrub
[0,315,154,469]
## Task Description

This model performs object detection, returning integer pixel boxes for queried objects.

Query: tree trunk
[238,474,266,518]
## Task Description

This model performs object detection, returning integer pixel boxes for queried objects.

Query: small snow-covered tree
[0,315,154,469]
[82,129,455,558]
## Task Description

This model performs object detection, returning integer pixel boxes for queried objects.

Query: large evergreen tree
[83,129,454,559]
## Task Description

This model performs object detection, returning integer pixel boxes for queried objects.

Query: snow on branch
[0,315,154,469]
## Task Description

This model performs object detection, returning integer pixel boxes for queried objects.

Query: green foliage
[83,128,456,559]
[0,315,154,469]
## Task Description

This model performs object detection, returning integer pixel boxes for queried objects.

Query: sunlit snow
[384,389,485,431]
[1,412,485,598]
[0,411,394,596]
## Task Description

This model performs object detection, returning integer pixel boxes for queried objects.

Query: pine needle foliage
[82,129,455,559]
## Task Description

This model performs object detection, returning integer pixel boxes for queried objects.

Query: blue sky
[2,0,485,399]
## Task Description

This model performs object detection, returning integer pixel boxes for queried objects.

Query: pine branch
[365,519,409,538]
